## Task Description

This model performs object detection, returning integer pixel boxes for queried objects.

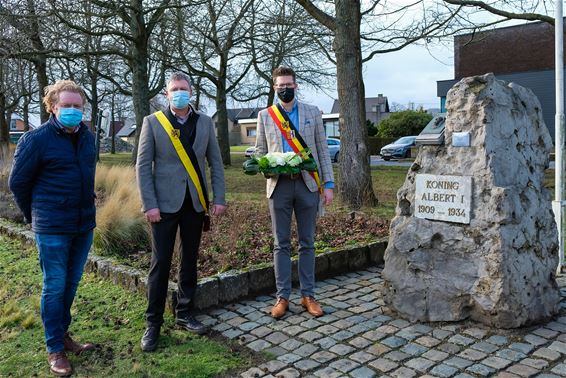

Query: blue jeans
[35,231,93,353]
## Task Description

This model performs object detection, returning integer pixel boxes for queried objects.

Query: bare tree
[49,0,178,162]
[294,0,506,209]
[238,0,334,107]
[294,0,378,208]
[0,59,35,160]
[169,0,255,165]
[0,0,55,123]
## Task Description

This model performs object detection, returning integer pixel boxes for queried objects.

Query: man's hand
[211,204,227,216]
[323,188,334,206]
[144,208,161,223]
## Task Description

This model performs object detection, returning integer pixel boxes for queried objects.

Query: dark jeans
[35,231,93,353]
[145,192,204,327]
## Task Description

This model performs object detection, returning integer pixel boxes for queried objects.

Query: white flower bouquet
[243,151,317,178]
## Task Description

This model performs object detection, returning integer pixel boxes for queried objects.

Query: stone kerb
[0,218,387,311]
[382,73,560,328]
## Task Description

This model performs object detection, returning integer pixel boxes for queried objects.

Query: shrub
[377,110,432,138]
[367,120,378,136]
[94,165,149,257]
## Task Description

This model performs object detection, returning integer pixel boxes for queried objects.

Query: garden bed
[88,153,402,282]
[109,200,390,281]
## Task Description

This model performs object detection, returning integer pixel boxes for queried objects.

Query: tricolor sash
[267,104,323,193]
[154,110,209,213]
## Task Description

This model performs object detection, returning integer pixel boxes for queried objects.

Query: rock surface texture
[382,73,560,328]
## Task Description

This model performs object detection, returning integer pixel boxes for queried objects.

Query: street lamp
[554,0,565,272]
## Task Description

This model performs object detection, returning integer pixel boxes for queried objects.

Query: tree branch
[442,0,554,24]
[294,0,336,31]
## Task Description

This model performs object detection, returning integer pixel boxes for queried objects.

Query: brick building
[437,20,564,140]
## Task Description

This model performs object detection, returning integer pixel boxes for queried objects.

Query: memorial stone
[382,73,560,328]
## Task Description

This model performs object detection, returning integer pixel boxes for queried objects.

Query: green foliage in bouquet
[243,151,318,177]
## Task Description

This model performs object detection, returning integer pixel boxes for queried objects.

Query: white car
[327,138,341,162]
[244,146,256,158]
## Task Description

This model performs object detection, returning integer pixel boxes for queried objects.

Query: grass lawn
[0,236,257,377]
[98,152,132,166]
[230,145,253,153]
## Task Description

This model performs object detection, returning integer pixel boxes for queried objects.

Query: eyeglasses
[274,83,295,89]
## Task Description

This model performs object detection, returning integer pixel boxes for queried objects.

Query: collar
[51,115,80,134]
[277,99,298,113]
[170,105,193,120]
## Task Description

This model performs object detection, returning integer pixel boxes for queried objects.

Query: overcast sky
[299,42,454,114]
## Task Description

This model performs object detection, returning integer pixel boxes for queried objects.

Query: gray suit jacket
[136,109,225,213]
[255,101,334,198]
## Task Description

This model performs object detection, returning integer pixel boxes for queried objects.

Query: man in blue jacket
[10,80,96,377]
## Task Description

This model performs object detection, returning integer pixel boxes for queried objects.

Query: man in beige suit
[255,66,334,319]
[136,72,226,351]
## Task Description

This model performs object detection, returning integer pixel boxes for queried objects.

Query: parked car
[380,136,417,160]
[244,146,256,158]
[327,137,340,162]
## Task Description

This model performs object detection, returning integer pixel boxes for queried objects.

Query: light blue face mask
[171,90,191,109]
[58,108,83,128]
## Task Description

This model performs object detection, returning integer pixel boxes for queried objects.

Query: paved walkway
[196,266,566,377]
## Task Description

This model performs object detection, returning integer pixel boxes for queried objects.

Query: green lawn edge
[0,236,258,377]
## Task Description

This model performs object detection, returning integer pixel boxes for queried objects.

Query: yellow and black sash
[267,104,322,193]
[154,110,209,213]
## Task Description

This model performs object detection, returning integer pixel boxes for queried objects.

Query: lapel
[298,101,307,135]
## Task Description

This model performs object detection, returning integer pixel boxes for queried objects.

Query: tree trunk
[90,76,99,134]
[23,99,30,131]
[34,58,49,123]
[130,43,151,164]
[267,87,275,107]
[215,75,231,166]
[0,93,11,163]
[111,90,116,154]
[334,0,377,208]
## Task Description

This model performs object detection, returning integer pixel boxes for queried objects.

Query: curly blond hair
[42,80,86,113]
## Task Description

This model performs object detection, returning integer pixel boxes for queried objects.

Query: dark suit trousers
[145,189,204,327]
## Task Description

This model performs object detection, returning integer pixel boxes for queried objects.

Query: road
[370,155,413,167]
[368,156,558,170]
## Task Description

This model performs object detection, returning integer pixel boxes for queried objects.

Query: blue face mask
[58,108,83,128]
[171,90,191,109]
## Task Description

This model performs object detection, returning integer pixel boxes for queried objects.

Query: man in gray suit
[136,72,226,351]
[255,66,334,319]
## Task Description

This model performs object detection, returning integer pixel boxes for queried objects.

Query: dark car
[380,136,416,160]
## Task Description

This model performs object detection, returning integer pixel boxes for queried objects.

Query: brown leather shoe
[48,351,72,377]
[64,332,95,355]
[270,298,289,319]
[301,296,324,317]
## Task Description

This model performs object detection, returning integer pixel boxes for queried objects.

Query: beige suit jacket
[254,101,334,198]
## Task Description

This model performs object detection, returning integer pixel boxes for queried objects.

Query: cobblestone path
[196,267,566,377]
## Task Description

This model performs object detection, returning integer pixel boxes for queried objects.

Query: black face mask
[277,87,295,103]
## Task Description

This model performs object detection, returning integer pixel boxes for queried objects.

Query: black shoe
[175,315,208,335]
[141,326,160,352]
